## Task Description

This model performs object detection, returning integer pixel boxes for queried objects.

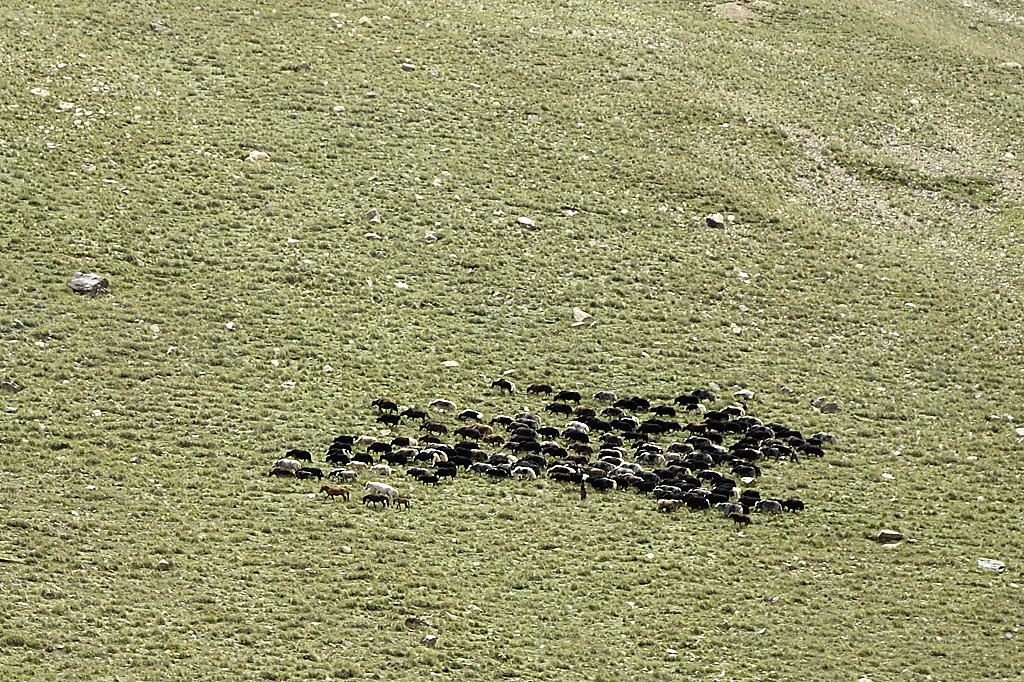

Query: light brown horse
[319,485,350,501]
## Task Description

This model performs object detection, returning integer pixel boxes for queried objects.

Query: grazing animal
[754,499,783,514]
[296,470,317,480]
[428,399,457,413]
[420,421,449,435]
[512,466,538,481]
[370,464,394,477]
[657,499,685,512]
[365,481,400,501]
[545,402,574,416]
[554,390,582,404]
[376,413,401,427]
[286,449,313,462]
[319,485,350,501]
[273,458,303,472]
[268,466,296,477]
[371,398,399,413]
[401,406,429,422]
[782,498,805,512]
[491,378,516,393]
[593,390,618,402]
[394,496,411,510]
[458,409,484,422]
[328,468,359,480]
[362,493,390,508]
[728,512,752,525]
[298,467,324,480]
[418,473,440,485]
[527,383,554,395]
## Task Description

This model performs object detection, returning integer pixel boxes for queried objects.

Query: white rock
[245,150,270,162]
[706,213,726,228]
[442,360,459,368]
[516,216,536,228]
[365,232,382,240]
[876,529,903,543]
[421,634,438,648]
[978,558,1006,573]
[571,307,595,326]
[156,559,172,571]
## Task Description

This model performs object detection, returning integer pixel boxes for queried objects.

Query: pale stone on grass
[245,150,270,162]
[706,212,726,228]
[876,529,903,543]
[401,63,416,72]
[365,208,381,223]
[571,307,595,327]
[516,216,536,228]
[978,558,1006,573]
[715,2,756,21]
[68,272,109,295]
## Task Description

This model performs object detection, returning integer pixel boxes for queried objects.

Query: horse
[319,485,350,501]
[362,493,390,508]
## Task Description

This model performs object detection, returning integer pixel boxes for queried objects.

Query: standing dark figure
[580,480,588,501]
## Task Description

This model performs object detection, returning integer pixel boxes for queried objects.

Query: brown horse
[319,485,350,501]
[394,496,411,510]
[362,493,390,508]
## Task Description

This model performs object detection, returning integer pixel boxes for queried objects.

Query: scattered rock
[365,91,378,99]
[30,87,50,97]
[733,388,755,400]
[820,400,842,414]
[421,634,438,648]
[978,558,1006,573]
[365,208,381,223]
[516,216,536,228]
[156,558,172,571]
[715,2,756,20]
[245,150,270,162]
[876,529,903,543]
[442,360,459,368]
[67,272,109,296]
[1,380,22,393]
[401,63,416,72]
[364,232,383,241]
[405,616,431,628]
[810,396,827,408]
[571,307,595,327]
[998,61,1022,69]
[291,62,311,72]
[1014,427,1024,437]
[358,16,372,26]
[423,231,439,244]
[150,21,171,33]
[705,212,726,228]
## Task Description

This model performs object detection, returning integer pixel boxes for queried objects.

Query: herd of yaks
[268,381,835,525]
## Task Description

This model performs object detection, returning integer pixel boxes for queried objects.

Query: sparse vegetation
[1,0,1023,680]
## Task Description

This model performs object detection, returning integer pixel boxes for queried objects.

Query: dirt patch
[715,2,756,21]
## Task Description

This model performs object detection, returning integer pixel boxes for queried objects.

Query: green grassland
[1,0,1023,679]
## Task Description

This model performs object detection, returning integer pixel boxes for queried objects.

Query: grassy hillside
[1,0,1023,680]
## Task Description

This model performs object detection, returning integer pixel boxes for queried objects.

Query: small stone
[401,63,416,72]
[821,401,842,414]
[30,87,50,97]
[365,91,377,98]
[67,272,109,296]
[1014,427,1024,437]
[365,232,382,241]
[150,21,171,32]
[978,558,1006,573]
[571,307,595,327]
[245,150,270,162]
[291,62,311,72]
[810,396,827,408]
[421,634,438,648]
[0,380,22,393]
[156,559,172,571]
[998,61,1022,69]
[516,216,536,228]
[225,322,235,331]
[423,231,439,243]
[359,16,372,25]
[341,546,351,553]
[780,386,794,394]
[706,213,726,228]
[365,208,381,223]
[733,388,755,400]
[442,360,459,368]
[876,529,903,543]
